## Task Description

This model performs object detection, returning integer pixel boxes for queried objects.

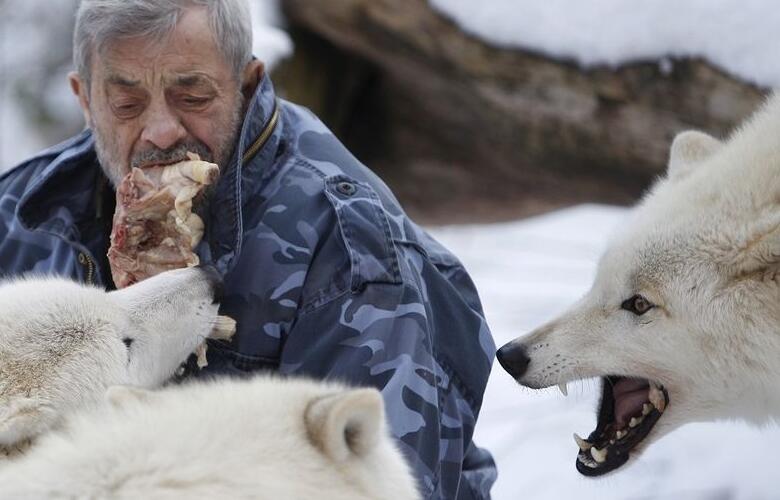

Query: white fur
[0,267,219,449]
[505,92,780,465]
[0,269,418,497]
[0,377,420,500]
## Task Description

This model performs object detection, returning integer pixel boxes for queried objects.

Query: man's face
[74,7,244,186]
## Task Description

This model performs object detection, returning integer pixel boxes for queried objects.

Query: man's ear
[241,59,265,102]
[68,71,93,128]
[667,130,722,180]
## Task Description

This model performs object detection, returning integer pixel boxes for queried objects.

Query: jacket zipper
[241,100,280,165]
[78,252,95,285]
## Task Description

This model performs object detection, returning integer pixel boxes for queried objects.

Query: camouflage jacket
[0,76,497,499]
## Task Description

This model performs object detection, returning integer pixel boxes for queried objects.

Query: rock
[275,0,766,223]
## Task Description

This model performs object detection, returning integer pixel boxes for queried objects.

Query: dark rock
[275,0,766,223]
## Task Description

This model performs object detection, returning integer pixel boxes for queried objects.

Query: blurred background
[1,1,778,498]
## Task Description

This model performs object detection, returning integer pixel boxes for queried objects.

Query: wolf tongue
[611,378,650,427]
[614,389,650,427]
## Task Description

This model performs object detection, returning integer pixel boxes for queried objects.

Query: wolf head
[498,94,780,476]
[0,265,222,448]
[0,377,421,500]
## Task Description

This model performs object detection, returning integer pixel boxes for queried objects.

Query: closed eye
[621,294,654,316]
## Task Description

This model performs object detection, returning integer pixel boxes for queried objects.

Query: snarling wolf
[0,265,223,456]
[497,94,780,476]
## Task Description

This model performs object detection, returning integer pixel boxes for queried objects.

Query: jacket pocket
[323,175,402,292]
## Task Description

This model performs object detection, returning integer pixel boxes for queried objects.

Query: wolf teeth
[642,403,653,416]
[629,416,643,428]
[573,433,592,451]
[649,384,666,412]
[616,429,627,439]
[590,446,608,463]
[558,382,569,397]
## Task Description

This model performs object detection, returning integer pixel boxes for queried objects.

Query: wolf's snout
[196,264,224,304]
[496,342,530,380]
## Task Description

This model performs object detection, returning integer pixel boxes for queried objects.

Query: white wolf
[0,265,223,456]
[0,376,420,500]
[497,93,780,476]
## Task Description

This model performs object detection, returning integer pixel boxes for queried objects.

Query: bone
[193,316,236,370]
[590,446,608,464]
[195,343,208,369]
[573,433,592,451]
[558,382,569,397]
[210,316,237,340]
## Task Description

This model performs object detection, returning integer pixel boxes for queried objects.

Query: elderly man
[0,1,496,497]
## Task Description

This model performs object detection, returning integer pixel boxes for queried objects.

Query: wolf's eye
[621,294,654,316]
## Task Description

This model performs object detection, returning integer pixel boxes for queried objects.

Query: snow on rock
[249,0,294,70]
[429,0,780,88]
[427,204,780,500]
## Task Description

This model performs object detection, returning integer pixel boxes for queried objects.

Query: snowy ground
[428,205,780,500]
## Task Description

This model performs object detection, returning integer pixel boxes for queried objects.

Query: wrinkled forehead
[91,9,232,89]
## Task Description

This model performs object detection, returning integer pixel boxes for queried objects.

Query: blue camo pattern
[0,75,497,499]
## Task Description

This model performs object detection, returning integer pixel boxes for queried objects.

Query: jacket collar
[206,74,283,273]
[17,74,284,274]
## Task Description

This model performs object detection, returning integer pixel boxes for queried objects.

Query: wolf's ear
[668,130,721,180]
[726,214,780,280]
[0,396,57,446]
[305,388,384,462]
[105,385,154,408]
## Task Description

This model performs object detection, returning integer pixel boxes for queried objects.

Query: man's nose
[140,100,187,151]
[496,341,530,380]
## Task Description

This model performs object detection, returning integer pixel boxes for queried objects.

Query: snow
[429,0,780,88]
[428,204,780,499]
[249,0,294,71]
[0,0,75,170]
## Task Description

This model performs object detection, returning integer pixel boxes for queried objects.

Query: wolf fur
[498,93,780,470]
[0,377,420,500]
[0,266,221,455]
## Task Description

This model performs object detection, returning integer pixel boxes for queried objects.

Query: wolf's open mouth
[574,376,669,477]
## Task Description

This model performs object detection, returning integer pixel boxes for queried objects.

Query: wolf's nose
[496,342,530,380]
[196,264,224,304]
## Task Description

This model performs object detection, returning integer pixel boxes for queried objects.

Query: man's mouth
[135,158,185,170]
[574,376,669,477]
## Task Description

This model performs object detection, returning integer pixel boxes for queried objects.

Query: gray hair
[73,0,253,85]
